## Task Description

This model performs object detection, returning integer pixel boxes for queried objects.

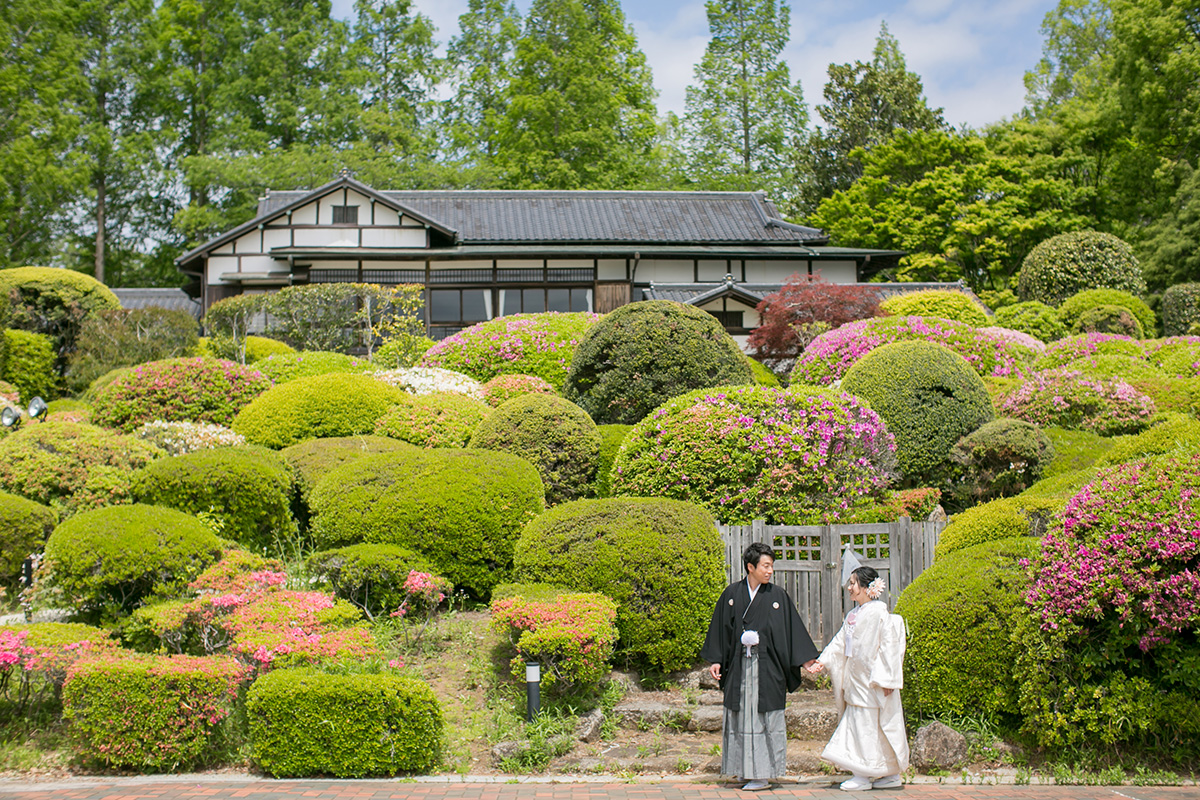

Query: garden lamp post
[525,662,541,721]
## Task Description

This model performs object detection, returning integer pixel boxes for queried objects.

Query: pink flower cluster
[1034,332,1145,369]
[389,570,447,619]
[490,592,618,689]
[997,368,1155,435]
[0,626,119,688]
[482,374,557,407]
[977,326,1046,353]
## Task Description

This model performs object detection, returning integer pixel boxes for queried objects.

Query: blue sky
[332,0,1060,130]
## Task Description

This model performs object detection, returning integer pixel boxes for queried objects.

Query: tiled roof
[644,281,979,306]
[112,288,202,319]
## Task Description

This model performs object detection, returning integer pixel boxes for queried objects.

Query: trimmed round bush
[232,373,412,449]
[373,366,484,399]
[1033,332,1145,370]
[481,374,557,407]
[792,315,1032,386]
[1040,427,1113,477]
[0,267,120,360]
[934,497,1033,558]
[594,424,632,498]
[1147,337,1200,378]
[244,335,295,362]
[0,420,162,516]
[1062,354,1167,383]
[279,436,414,506]
[1096,413,1200,467]
[1059,289,1155,337]
[1072,304,1144,338]
[1017,231,1145,306]
[44,504,223,618]
[512,497,725,671]
[469,394,600,505]
[1161,283,1200,336]
[374,392,491,448]
[80,366,132,404]
[133,421,246,456]
[746,358,781,387]
[949,418,1055,505]
[612,385,897,524]
[997,368,1155,436]
[842,341,994,484]
[992,301,1066,343]
[247,668,443,777]
[306,543,442,619]
[309,449,544,597]
[253,351,374,384]
[0,492,56,587]
[131,447,296,552]
[976,326,1046,354]
[421,312,600,391]
[91,357,272,431]
[2,329,56,402]
[895,537,1038,719]
[564,301,753,425]
[879,289,989,326]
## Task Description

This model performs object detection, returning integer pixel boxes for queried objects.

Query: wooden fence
[718,519,944,647]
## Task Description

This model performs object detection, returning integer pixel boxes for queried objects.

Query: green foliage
[131,447,297,552]
[1041,426,1113,477]
[0,420,162,516]
[469,393,600,504]
[201,295,264,365]
[232,373,412,449]
[247,668,443,776]
[279,436,413,508]
[44,504,223,619]
[306,544,441,619]
[1033,332,1146,369]
[745,358,780,387]
[0,268,121,363]
[1,329,56,402]
[949,418,1055,506]
[371,334,436,369]
[490,582,570,602]
[879,290,989,326]
[1148,338,1200,377]
[593,424,632,498]
[1018,231,1145,306]
[997,368,1156,436]
[64,308,200,395]
[1074,304,1144,338]
[63,654,245,771]
[243,336,295,362]
[842,341,994,485]
[0,492,56,588]
[934,498,1033,558]
[80,366,132,404]
[1161,284,1200,336]
[375,392,491,449]
[565,301,753,425]
[1058,288,1156,337]
[993,301,1067,343]
[310,449,544,597]
[512,497,725,672]
[895,537,1038,719]
[491,591,618,691]
[842,487,942,524]
[1096,413,1200,467]
[252,351,374,384]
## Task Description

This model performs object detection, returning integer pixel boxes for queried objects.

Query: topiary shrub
[841,341,993,485]
[1059,288,1155,337]
[2,329,56,402]
[792,316,1032,386]
[1095,413,1200,467]
[564,301,753,425]
[481,374,557,407]
[279,436,413,508]
[44,504,223,620]
[0,492,56,588]
[244,335,294,362]
[131,447,296,552]
[934,497,1034,558]
[80,366,132,404]
[1072,304,1145,338]
[992,301,1067,343]
[306,544,443,619]
[91,357,272,431]
[1033,332,1145,369]
[997,368,1155,436]
[133,421,246,456]
[0,420,162,516]
[63,653,246,771]
[612,385,896,524]
[247,668,443,776]
[1161,283,1200,336]
[1017,231,1146,306]
[309,449,544,597]
[948,418,1054,505]
[490,582,571,602]
[0,267,120,367]
[421,312,601,391]
[895,536,1037,720]
[232,373,412,449]
[746,357,781,387]
[842,487,943,524]
[512,497,724,672]
[1040,427,1113,477]
[64,308,200,395]
[374,392,491,449]
[469,394,600,505]
[593,424,632,498]
[252,351,374,384]
[879,289,989,326]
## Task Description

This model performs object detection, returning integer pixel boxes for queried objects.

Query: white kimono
[817,600,910,779]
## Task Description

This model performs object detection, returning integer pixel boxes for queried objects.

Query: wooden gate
[718,519,943,647]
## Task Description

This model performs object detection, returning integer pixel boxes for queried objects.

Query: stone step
[612,691,837,739]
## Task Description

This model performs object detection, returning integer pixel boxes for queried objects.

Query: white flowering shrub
[372,367,484,400]
[135,421,247,455]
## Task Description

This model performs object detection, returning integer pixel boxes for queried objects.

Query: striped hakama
[721,648,788,779]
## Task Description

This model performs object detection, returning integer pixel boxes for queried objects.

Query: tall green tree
[681,0,807,205]
[494,0,659,189]
[1023,0,1113,117]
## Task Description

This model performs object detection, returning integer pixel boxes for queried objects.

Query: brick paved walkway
[0,778,1196,800]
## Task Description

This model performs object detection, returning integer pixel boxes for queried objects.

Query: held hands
[803,660,823,674]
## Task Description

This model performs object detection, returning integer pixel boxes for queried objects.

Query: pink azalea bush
[997,368,1155,435]
[1032,332,1145,370]
[0,623,118,704]
[388,570,448,621]
[491,592,618,690]
[791,316,1033,385]
[977,326,1046,353]
[421,312,601,390]
[612,385,897,524]
[482,374,558,407]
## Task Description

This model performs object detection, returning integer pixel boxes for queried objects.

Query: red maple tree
[748,273,883,370]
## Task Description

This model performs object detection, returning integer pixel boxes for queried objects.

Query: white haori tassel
[741,629,760,657]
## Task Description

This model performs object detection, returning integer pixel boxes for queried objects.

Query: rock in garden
[911,721,968,770]
[491,741,526,763]
[685,706,723,732]
[576,709,605,743]
[698,667,720,690]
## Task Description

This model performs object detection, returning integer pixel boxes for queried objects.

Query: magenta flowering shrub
[388,570,449,620]
[490,592,618,691]
[997,368,1155,435]
[791,316,1032,385]
[612,385,897,524]
[482,374,557,407]
[421,312,601,390]
[977,326,1046,353]
[1032,332,1145,370]
[0,623,118,706]
[91,357,272,431]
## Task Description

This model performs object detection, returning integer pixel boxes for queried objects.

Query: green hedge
[306,543,442,619]
[992,301,1066,343]
[1096,413,1200,467]
[564,301,753,425]
[948,418,1054,505]
[0,267,120,366]
[879,289,989,326]
[1017,231,1145,306]
[1161,283,1200,336]
[310,448,544,597]
[131,447,297,552]
[934,497,1034,558]
[375,392,491,448]
[593,424,632,498]
[252,351,375,384]
[513,497,724,672]
[1058,288,1155,338]
[2,329,56,402]
[279,435,413,508]
[490,582,571,602]
[746,358,781,387]
[44,504,223,620]
[469,394,600,505]
[895,537,1038,719]
[232,373,412,449]
[247,668,443,776]
[0,491,56,588]
[842,341,993,485]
